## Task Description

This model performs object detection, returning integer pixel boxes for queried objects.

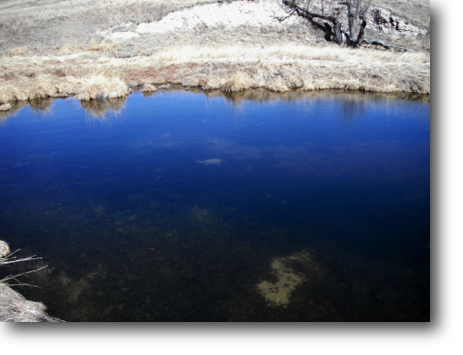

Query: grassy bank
[0,240,60,322]
[0,0,430,111]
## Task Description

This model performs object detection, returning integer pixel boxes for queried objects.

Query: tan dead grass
[85,39,122,54]
[0,240,61,322]
[0,241,10,258]
[6,47,30,57]
[0,42,430,106]
[73,75,129,101]
[140,83,157,92]
[222,71,250,92]
[0,0,430,110]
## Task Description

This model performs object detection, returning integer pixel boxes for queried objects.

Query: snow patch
[136,0,303,34]
[107,31,139,40]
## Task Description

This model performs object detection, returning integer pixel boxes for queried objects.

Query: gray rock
[0,103,12,111]
[371,7,427,36]
[53,93,68,98]
[373,8,391,25]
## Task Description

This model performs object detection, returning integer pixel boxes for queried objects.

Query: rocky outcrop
[371,7,427,36]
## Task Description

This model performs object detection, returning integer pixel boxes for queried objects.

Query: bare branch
[362,39,411,51]
[0,256,42,266]
[277,9,297,23]
[0,265,48,284]
[282,0,343,43]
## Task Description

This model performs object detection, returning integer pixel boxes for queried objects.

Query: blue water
[0,90,430,321]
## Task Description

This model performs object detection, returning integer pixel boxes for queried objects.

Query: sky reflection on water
[0,90,430,321]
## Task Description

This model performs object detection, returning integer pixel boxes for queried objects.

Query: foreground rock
[0,240,62,322]
[0,283,61,322]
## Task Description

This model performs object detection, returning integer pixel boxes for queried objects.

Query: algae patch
[257,252,312,307]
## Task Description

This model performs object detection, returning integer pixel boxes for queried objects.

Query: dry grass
[0,241,9,258]
[373,0,430,29]
[0,0,430,111]
[0,283,55,322]
[0,0,215,51]
[0,240,61,322]
[0,41,430,106]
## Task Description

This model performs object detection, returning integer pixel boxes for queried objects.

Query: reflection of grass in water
[28,98,53,115]
[201,88,430,107]
[0,100,27,122]
[80,96,127,119]
[0,88,429,123]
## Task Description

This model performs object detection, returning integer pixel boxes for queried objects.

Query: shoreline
[0,43,430,114]
[1,85,430,122]
[0,0,430,113]
[0,240,61,322]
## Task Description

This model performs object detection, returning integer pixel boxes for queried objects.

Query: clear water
[0,90,430,321]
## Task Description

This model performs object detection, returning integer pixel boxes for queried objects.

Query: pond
[0,89,430,321]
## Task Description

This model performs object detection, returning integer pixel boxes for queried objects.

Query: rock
[53,93,68,98]
[0,103,12,111]
[0,240,10,258]
[371,7,427,36]
[373,8,392,25]
[117,53,136,59]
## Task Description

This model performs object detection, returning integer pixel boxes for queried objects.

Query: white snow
[136,0,302,35]
[106,31,139,40]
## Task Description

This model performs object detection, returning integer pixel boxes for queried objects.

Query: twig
[0,256,42,266]
[0,265,48,284]
[277,9,296,23]
[7,249,20,258]
[363,39,412,51]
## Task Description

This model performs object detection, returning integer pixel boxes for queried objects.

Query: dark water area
[0,89,430,322]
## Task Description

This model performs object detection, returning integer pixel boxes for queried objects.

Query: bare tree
[280,0,407,50]
[281,0,370,46]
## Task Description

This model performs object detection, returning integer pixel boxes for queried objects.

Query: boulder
[371,7,427,36]
[0,103,12,111]
[53,93,69,98]
[373,8,392,25]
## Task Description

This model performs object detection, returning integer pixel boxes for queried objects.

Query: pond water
[0,89,430,322]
